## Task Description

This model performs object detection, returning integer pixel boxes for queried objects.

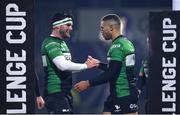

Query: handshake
[85,56,100,69]
[73,56,100,92]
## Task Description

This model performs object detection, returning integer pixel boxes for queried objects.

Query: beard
[103,32,112,40]
[59,30,71,38]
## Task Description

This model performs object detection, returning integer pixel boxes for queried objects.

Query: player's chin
[66,32,71,37]
[103,35,110,40]
[65,33,71,38]
[104,37,110,40]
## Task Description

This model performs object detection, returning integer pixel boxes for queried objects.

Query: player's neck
[50,31,63,39]
[112,32,121,40]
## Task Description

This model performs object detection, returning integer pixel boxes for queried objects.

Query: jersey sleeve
[45,42,63,60]
[109,45,124,62]
[89,60,122,86]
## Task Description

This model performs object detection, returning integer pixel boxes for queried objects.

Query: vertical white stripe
[173,0,180,11]
[42,55,47,67]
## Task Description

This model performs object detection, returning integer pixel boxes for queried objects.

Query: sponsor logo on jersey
[114,105,121,112]
[63,53,71,60]
[62,109,70,113]
[129,103,138,110]
[111,44,121,50]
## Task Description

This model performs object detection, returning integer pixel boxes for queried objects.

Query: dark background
[34,0,171,113]
[0,0,35,113]
[149,11,180,114]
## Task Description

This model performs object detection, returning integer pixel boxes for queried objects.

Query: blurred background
[34,0,171,113]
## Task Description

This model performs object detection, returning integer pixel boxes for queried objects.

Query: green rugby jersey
[41,36,72,95]
[107,35,136,97]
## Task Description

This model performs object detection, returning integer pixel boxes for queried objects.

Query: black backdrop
[149,11,180,114]
[0,0,35,114]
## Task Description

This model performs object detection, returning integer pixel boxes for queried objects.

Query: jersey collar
[112,35,124,43]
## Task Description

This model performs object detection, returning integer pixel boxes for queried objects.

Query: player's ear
[110,25,114,31]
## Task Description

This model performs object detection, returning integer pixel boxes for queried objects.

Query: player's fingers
[88,55,93,60]
[74,84,81,91]
[37,103,42,109]
[42,103,45,107]
[75,87,81,92]
[74,83,79,88]
[40,103,45,109]
[38,104,42,109]
[87,59,94,64]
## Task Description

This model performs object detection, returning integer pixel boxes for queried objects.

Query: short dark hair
[52,10,73,24]
[102,14,121,26]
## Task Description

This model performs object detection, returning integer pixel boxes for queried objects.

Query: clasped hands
[74,56,100,92]
[85,55,100,69]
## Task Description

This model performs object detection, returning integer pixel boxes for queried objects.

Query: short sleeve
[45,42,63,60]
[109,45,124,62]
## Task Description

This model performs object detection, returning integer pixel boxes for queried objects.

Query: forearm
[89,71,111,86]
[53,56,87,71]
[89,60,122,87]
[35,76,40,97]
[137,75,146,90]
[98,63,108,71]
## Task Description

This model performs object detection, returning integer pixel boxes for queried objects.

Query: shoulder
[112,37,134,48]
[42,37,63,48]
[119,38,135,53]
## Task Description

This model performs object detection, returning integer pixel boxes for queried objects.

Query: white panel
[173,0,180,11]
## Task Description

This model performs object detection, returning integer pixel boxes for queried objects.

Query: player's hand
[85,56,99,69]
[88,55,100,67]
[138,89,141,95]
[85,55,100,68]
[137,89,141,98]
[74,80,90,92]
[36,96,45,109]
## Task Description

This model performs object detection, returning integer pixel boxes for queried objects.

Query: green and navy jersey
[107,36,136,97]
[41,36,72,95]
[140,56,149,78]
